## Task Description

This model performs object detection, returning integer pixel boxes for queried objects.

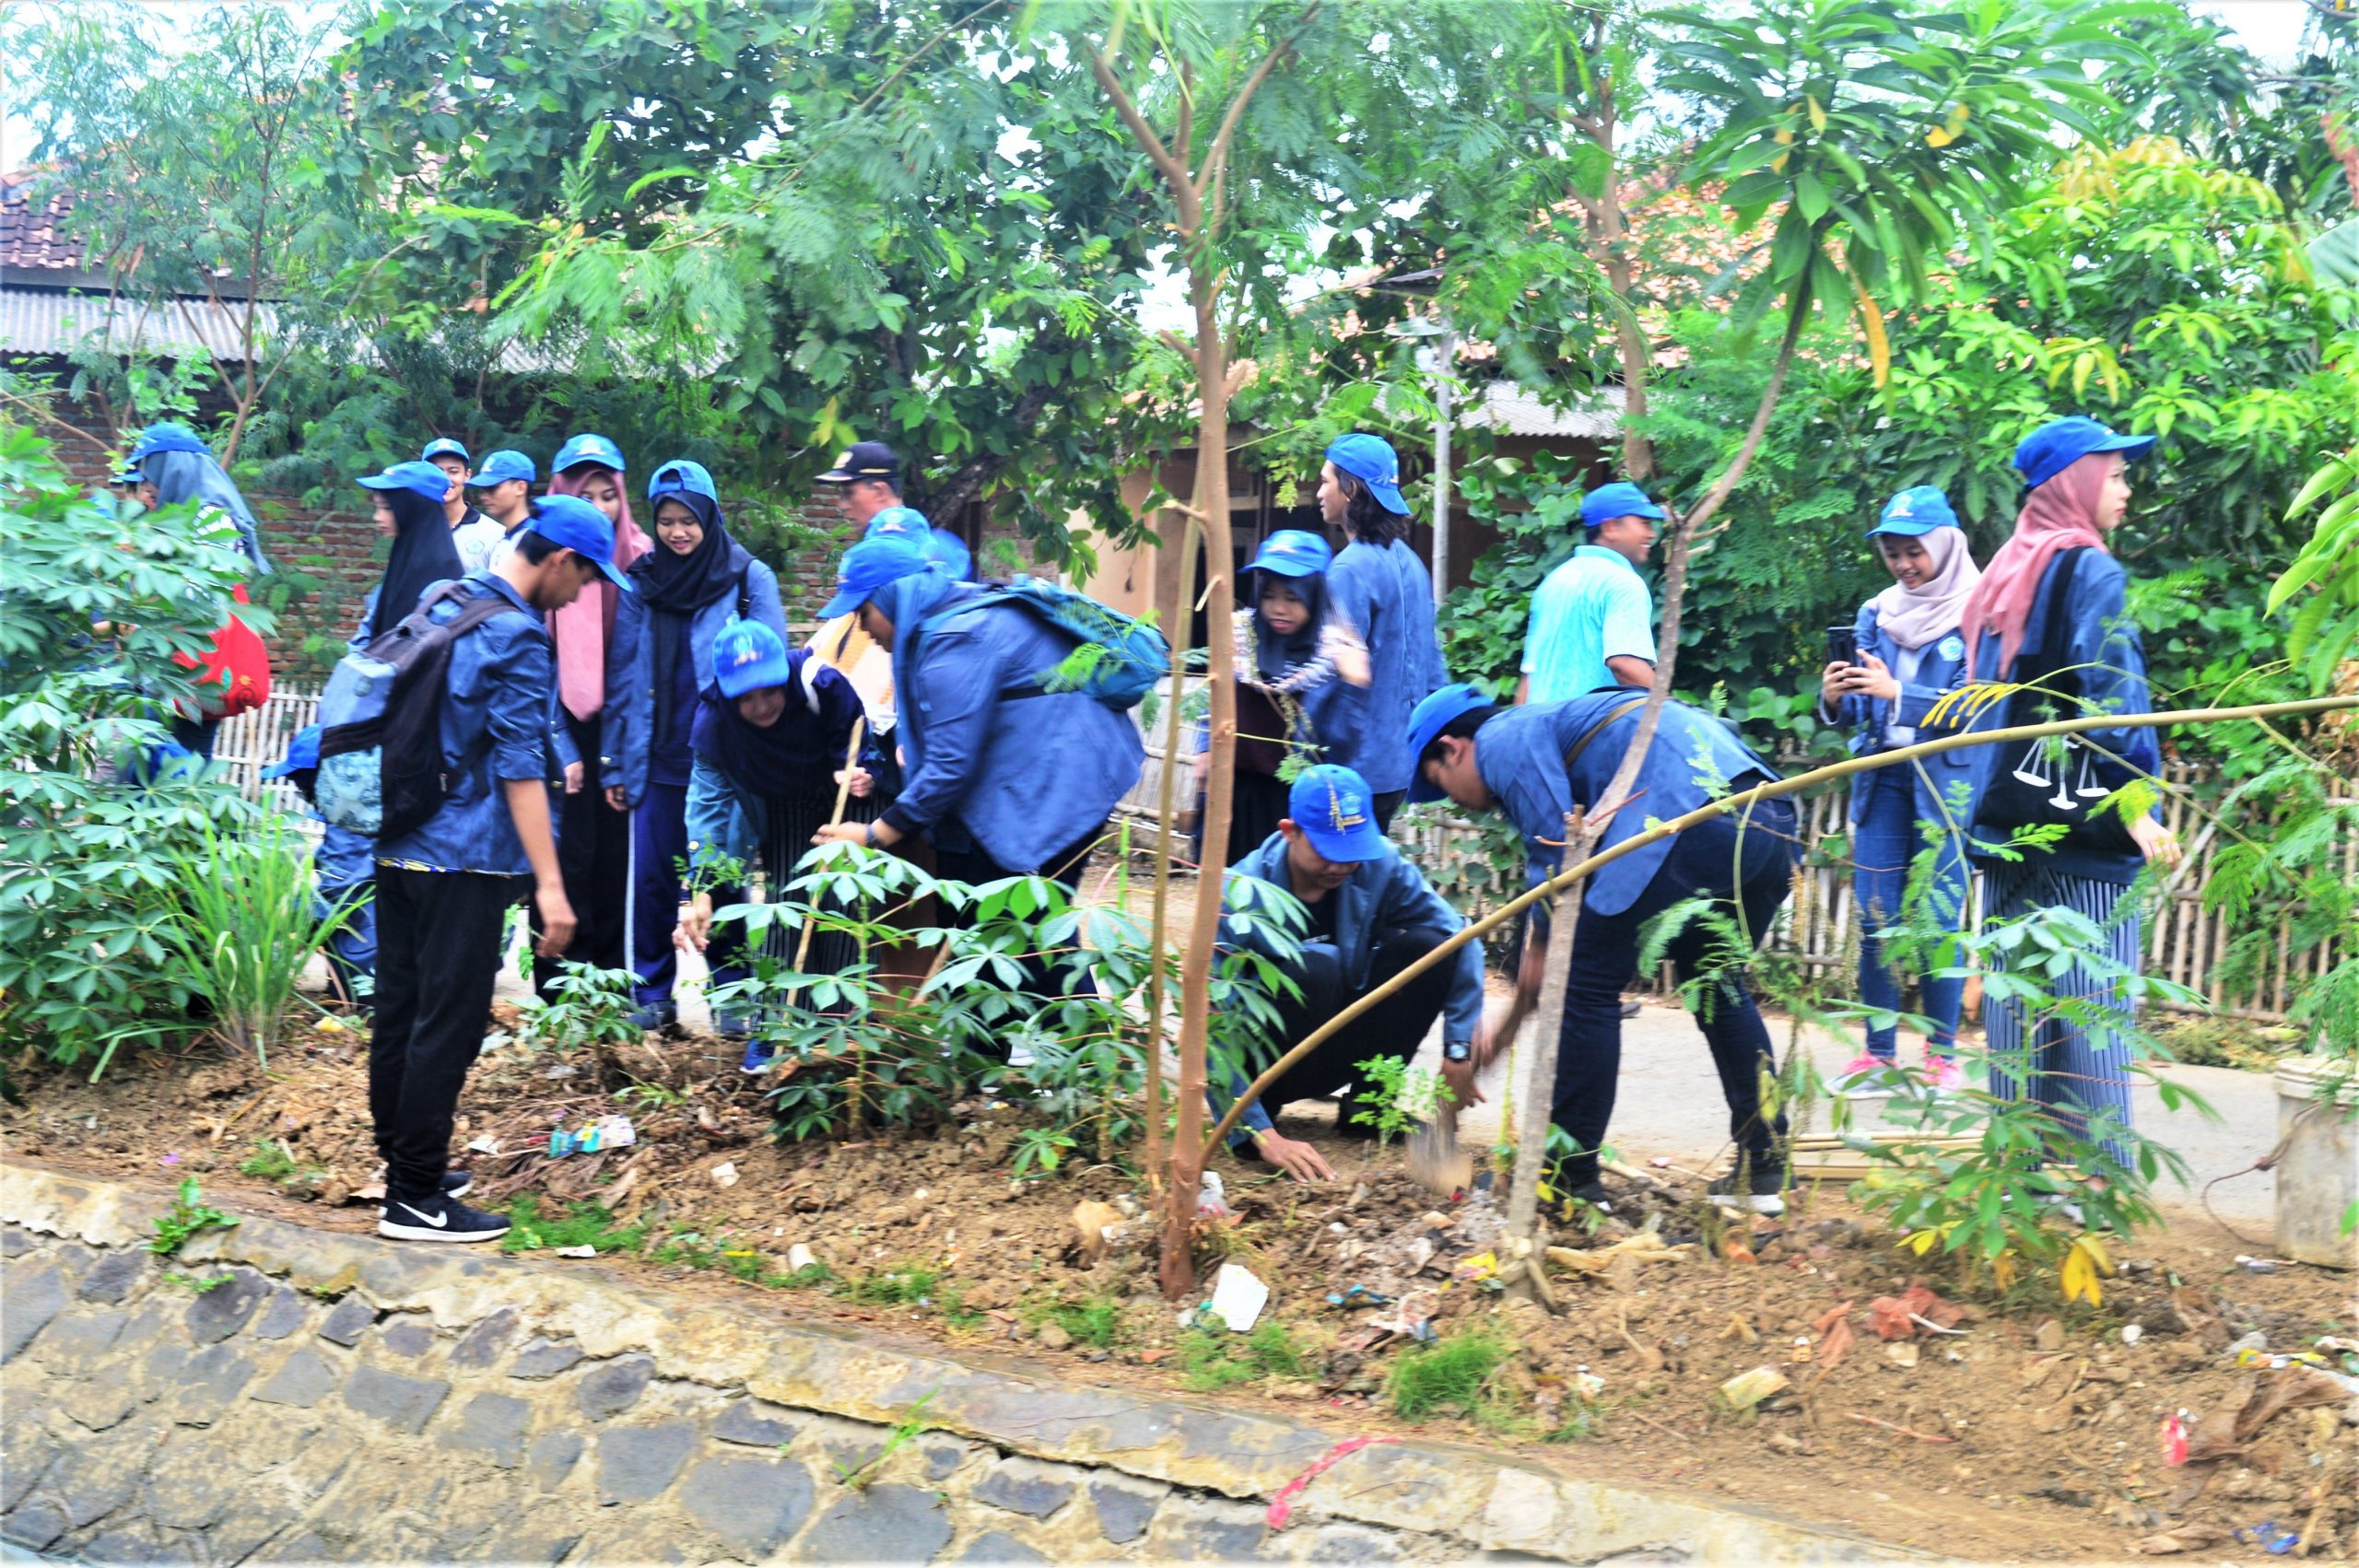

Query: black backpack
[314,581,529,842]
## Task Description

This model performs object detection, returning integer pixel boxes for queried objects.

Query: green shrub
[1385,1329,1511,1422]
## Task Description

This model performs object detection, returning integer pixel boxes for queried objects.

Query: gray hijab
[142,449,270,574]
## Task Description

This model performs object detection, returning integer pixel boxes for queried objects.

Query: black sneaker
[376,1169,471,1214]
[378,1192,511,1244]
[1708,1164,1790,1217]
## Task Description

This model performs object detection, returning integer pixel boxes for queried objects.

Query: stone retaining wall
[0,1164,1902,1564]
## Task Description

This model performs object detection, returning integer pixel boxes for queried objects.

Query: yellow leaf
[1926,125,1955,148]
[1806,96,1827,134]
[1775,126,1796,146]
[1950,101,1971,128]
[1990,1250,2018,1292]
[1772,152,1790,172]
[1851,277,1890,389]
[1905,1228,1940,1257]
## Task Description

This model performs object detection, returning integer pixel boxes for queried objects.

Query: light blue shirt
[1521,545,1655,703]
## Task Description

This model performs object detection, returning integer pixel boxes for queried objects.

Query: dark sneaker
[739,1038,779,1074]
[378,1193,511,1244]
[1708,1164,1790,1217]
[374,1169,471,1215]
[1619,997,1643,1019]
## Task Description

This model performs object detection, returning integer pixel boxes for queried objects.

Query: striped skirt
[751,792,857,986]
[1979,864,2143,1172]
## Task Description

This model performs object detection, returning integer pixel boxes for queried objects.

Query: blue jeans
[315,823,377,1008]
[1851,766,1968,1059]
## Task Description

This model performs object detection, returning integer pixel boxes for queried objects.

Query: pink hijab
[546,462,651,720]
[1959,452,2112,673]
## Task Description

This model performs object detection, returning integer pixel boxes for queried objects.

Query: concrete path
[1401,998,2283,1234]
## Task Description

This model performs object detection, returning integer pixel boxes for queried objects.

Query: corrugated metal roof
[0,285,279,360]
[1461,381,1621,439]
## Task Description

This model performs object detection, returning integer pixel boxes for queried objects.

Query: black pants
[933,827,1098,1053]
[1198,771,1292,868]
[1252,925,1457,1122]
[371,865,522,1201]
[1548,796,1799,1187]
[1370,790,1405,834]
[533,710,629,999]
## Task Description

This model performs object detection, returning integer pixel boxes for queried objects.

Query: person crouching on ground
[674,620,864,1070]
[373,494,631,1244]
[1407,683,1801,1214]
[1206,765,1490,1183]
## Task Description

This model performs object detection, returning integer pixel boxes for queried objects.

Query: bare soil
[5,1020,2353,1565]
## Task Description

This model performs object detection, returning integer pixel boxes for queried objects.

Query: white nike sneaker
[378,1193,510,1244]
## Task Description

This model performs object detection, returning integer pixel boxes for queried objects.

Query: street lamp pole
[1430,322,1455,605]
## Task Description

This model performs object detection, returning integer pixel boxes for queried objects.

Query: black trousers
[1547,795,1800,1187]
[371,865,522,1201]
[1253,925,1457,1121]
[1370,790,1406,834]
[1203,771,1291,868]
[533,709,630,999]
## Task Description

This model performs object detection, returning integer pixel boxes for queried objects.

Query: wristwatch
[1443,1041,1473,1063]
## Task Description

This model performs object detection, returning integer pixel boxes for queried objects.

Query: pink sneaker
[1924,1054,1966,1094]
[1833,1052,1900,1098]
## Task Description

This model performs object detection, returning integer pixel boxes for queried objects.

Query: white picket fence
[229,684,2339,1023]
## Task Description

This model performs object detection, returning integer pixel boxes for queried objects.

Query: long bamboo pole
[1202,694,2359,1153]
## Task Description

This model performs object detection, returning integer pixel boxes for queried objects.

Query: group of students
[112,405,2175,1244]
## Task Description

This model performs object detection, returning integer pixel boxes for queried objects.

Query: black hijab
[631,491,751,743]
[690,647,862,806]
[1250,569,1327,682]
[374,486,465,633]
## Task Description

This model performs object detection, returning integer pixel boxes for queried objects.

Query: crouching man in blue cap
[1207,765,1488,1183]
[1406,684,1801,1213]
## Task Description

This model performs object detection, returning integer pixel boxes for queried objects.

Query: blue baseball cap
[863,505,931,543]
[358,460,456,503]
[1866,485,1958,537]
[1404,682,1496,804]
[1287,764,1388,862]
[2013,416,2155,490]
[1324,433,1411,516]
[128,422,209,462]
[474,450,535,486]
[713,620,791,697]
[647,458,717,503]
[552,432,627,474]
[1579,481,1664,529]
[264,724,323,778]
[111,463,143,486]
[925,529,972,581]
[524,493,634,591]
[1246,529,1332,579]
[420,438,470,465]
[819,537,931,619]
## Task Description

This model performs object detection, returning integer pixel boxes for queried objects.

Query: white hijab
[1871,524,1981,650]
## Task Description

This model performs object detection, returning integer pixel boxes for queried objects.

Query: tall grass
[158,817,355,1067]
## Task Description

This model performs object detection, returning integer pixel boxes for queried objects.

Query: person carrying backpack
[809,538,1147,1003]
[369,493,632,1243]
[602,459,788,1030]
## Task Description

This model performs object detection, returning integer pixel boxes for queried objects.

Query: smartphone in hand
[1825,625,1859,666]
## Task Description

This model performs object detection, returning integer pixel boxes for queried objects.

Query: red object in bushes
[175,583,272,718]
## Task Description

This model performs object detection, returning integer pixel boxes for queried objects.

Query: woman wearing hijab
[1191,530,1370,867]
[354,461,467,639]
[675,621,863,1068]
[124,423,273,758]
[1817,486,1981,1097]
[1938,416,2182,1195]
[604,460,786,1030]
[535,432,651,997]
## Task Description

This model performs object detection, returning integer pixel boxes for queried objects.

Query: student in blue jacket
[1817,486,1983,1097]
[1206,766,1490,1183]
[1932,417,2182,1188]
[675,621,863,1068]
[808,539,1145,1000]
[1191,529,1370,867]
[1409,684,1800,1212]
[602,460,788,1029]
[264,725,377,1012]
[1319,434,1447,829]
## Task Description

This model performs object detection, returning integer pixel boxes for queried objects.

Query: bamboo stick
[1201,694,2359,1154]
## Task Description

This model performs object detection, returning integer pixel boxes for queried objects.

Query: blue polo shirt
[1521,546,1654,703]
[375,571,555,878]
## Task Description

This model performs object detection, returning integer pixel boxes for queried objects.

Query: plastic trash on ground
[546,1114,636,1158]
[1208,1262,1269,1331]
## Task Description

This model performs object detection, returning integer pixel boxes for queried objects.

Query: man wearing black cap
[817,440,905,529]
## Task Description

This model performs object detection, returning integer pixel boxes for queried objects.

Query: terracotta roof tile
[1,170,85,272]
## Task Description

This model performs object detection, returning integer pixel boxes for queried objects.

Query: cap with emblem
[472,450,536,486]
[420,438,470,465]
[1287,763,1389,861]
[552,432,627,474]
[358,460,459,503]
[2013,415,2154,490]
[1246,529,1332,579]
[525,494,634,590]
[818,440,901,486]
[818,537,931,619]
[1323,433,1411,516]
[1865,485,1957,538]
[713,619,791,697]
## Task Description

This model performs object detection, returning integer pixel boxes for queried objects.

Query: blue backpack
[313,582,525,839]
[939,577,1169,711]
